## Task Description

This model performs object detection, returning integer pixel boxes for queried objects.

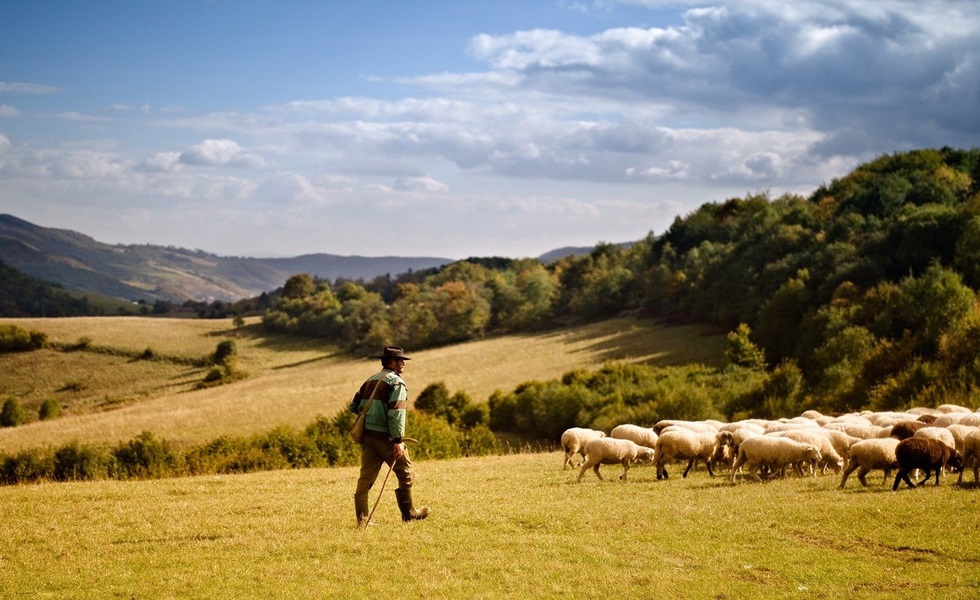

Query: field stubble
[0,316,725,452]
[0,452,978,599]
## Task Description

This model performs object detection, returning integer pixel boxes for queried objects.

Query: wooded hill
[263,147,980,417]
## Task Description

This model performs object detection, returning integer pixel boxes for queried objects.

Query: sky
[1,1,979,260]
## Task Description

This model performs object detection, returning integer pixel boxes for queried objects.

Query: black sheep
[892,437,962,491]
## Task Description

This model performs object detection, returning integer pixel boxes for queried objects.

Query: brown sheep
[892,438,963,491]
[889,420,928,440]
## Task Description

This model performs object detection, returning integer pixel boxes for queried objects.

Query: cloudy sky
[1,1,978,260]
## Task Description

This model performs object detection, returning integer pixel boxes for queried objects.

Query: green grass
[1,453,978,599]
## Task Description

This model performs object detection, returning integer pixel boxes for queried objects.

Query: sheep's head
[805,446,822,462]
[717,431,735,447]
[948,451,964,472]
[638,447,656,462]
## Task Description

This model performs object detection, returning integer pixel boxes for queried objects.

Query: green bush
[1,397,24,428]
[111,431,184,479]
[0,324,45,353]
[458,424,502,457]
[38,397,60,421]
[0,448,54,484]
[305,412,361,467]
[53,442,110,481]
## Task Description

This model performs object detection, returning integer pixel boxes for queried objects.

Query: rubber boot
[354,492,370,528]
[394,488,430,522]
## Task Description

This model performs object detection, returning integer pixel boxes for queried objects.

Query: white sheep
[654,429,735,480]
[838,437,901,488]
[937,404,973,414]
[947,424,980,456]
[912,426,956,450]
[560,427,606,469]
[957,429,980,485]
[773,430,845,474]
[823,424,892,439]
[730,436,822,483]
[931,413,966,428]
[652,419,719,435]
[609,424,658,450]
[820,429,863,464]
[576,438,656,482]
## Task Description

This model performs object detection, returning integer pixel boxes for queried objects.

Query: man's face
[391,358,406,374]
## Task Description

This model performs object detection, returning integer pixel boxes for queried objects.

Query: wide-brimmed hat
[374,346,411,360]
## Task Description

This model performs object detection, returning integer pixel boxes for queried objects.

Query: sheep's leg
[682,459,696,478]
[577,460,594,483]
[620,460,630,481]
[893,470,915,490]
[839,463,857,488]
[705,459,715,477]
[593,464,604,481]
[857,467,871,488]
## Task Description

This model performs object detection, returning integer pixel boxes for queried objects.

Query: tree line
[262,147,980,419]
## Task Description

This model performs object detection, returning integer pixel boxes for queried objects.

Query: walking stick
[361,439,418,529]
[363,460,394,529]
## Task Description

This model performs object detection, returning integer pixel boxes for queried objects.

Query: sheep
[820,429,863,465]
[947,424,980,456]
[577,438,656,482]
[931,413,966,428]
[730,436,822,483]
[889,420,928,440]
[957,429,980,485]
[838,438,901,489]
[823,424,892,439]
[937,404,973,414]
[652,420,719,435]
[654,429,735,480]
[957,413,980,427]
[609,424,658,450]
[560,427,606,469]
[773,430,845,475]
[892,438,962,490]
[912,426,956,450]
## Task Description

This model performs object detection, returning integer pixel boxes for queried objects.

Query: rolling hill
[0,214,455,302]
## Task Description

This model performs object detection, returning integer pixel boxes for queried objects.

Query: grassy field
[1,452,978,599]
[0,315,726,452]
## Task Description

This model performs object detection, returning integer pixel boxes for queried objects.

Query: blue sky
[2,1,978,259]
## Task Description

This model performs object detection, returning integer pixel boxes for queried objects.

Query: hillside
[0,214,454,302]
[0,315,726,453]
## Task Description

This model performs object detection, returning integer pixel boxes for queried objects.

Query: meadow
[1,452,978,599]
[2,315,979,599]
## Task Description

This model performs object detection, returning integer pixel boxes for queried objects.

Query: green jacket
[349,368,408,442]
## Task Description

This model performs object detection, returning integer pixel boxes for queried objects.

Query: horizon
[2,1,978,260]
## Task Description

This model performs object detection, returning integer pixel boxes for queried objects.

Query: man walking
[350,346,430,527]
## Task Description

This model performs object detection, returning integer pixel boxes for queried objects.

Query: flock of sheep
[562,404,980,491]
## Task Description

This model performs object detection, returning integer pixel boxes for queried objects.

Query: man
[350,345,430,527]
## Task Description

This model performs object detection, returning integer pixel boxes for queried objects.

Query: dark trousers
[355,435,414,494]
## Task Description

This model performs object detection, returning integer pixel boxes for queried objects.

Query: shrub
[458,424,503,456]
[111,431,183,479]
[38,397,60,421]
[305,412,361,467]
[53,442,110,481]
[257,426,324,469]
[0,448,54,484]
[1,397,24,428]
[0,324,45,353]
[408,412,462,460]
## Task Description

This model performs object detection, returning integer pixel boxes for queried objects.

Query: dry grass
[0,316,726,452]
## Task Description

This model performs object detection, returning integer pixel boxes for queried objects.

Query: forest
[263,147,980,423]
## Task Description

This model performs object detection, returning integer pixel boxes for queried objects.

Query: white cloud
[0,81,59,94]
[178,139,270,169]
[394,176,450,194]
[0,104,20,117]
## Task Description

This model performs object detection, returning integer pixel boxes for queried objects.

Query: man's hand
[393,442,404,460]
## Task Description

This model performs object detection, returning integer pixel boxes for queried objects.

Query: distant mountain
[0,214,455,302]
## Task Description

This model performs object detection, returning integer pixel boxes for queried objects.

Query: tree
[1,396,24,427]
[725,324,766,370]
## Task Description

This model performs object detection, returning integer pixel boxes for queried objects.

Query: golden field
[0,315,726,452]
